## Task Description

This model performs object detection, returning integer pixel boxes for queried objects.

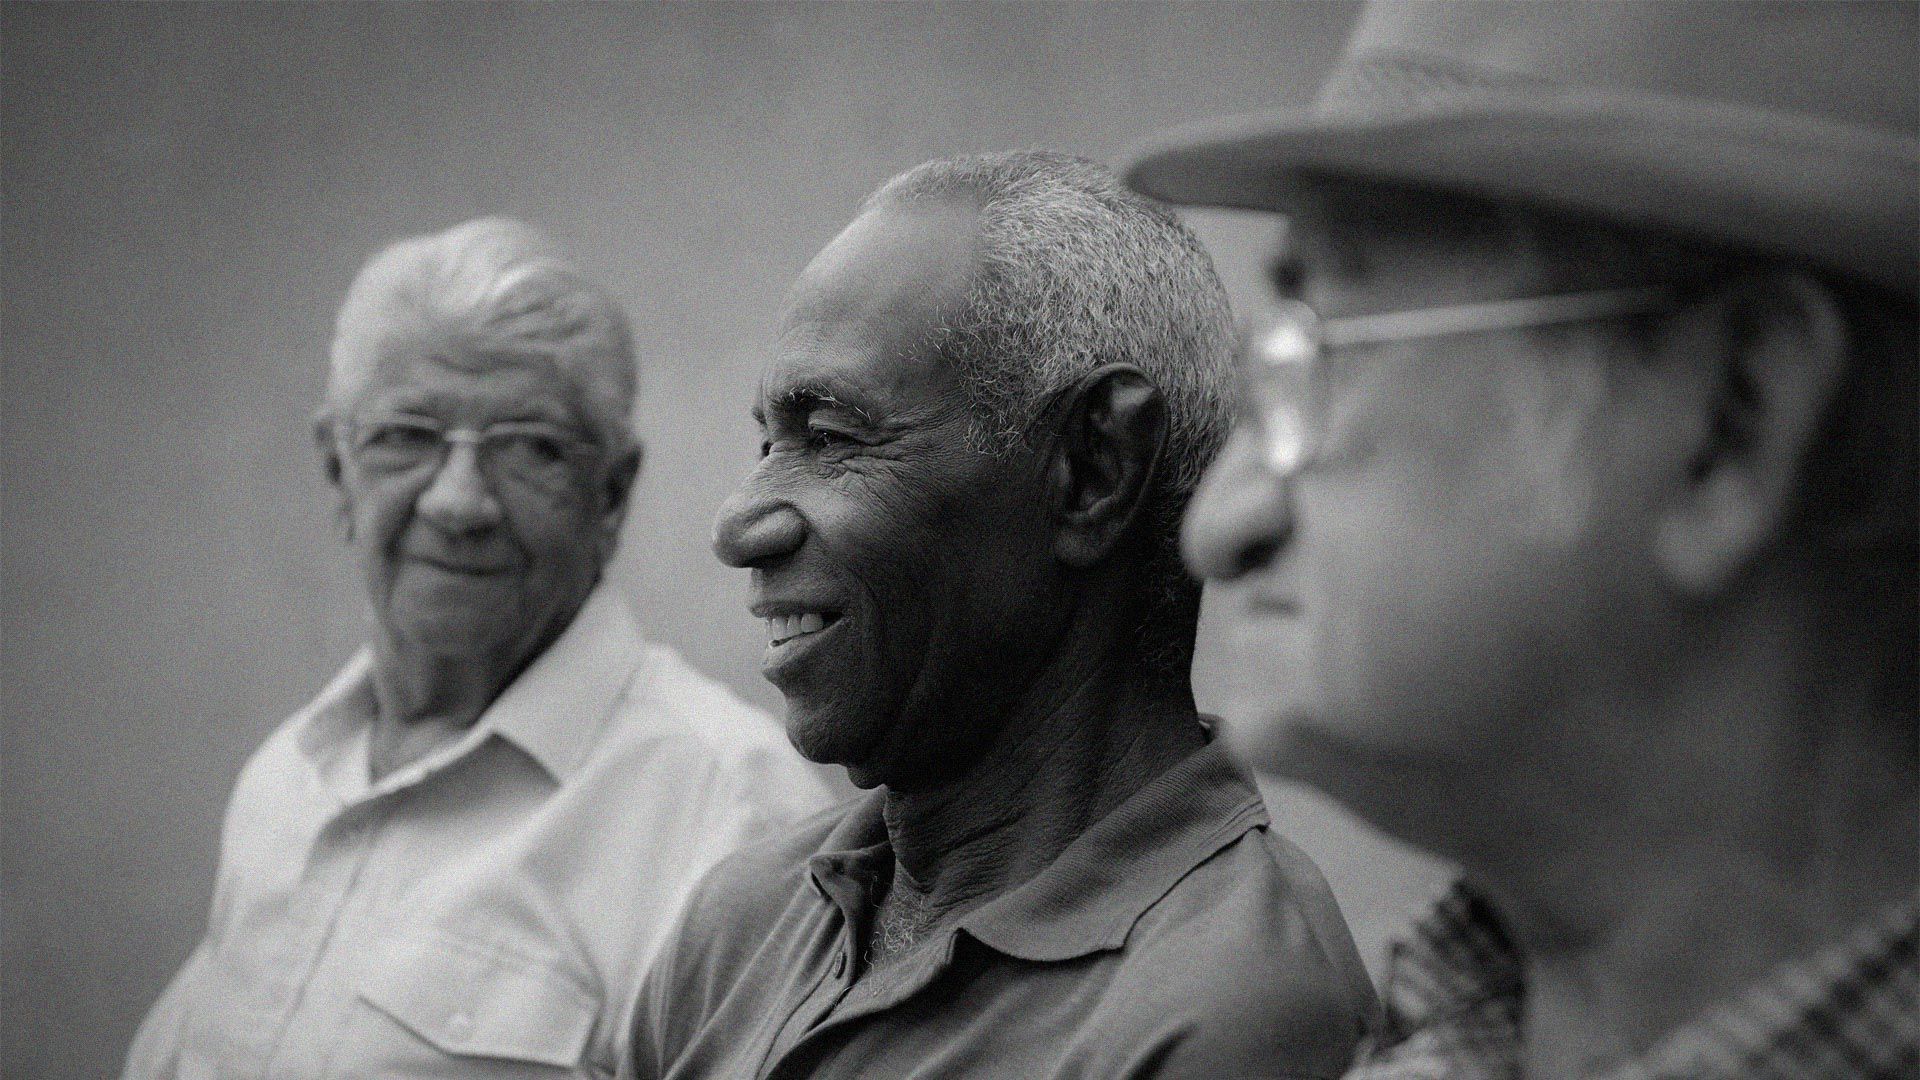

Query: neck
[363,639,507,780]
[1460,586,1918,1076]
[878,638,1204,924]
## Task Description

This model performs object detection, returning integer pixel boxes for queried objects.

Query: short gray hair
[324,217,637,449]
[863,151,1237,554]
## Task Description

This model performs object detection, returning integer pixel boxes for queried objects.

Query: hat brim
[1125,90,1919,293]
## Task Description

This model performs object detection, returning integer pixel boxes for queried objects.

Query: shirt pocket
[348,931,599,1076]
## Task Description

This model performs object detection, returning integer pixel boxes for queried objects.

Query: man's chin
[781,701,884,782]
[390,617,519,656]
[1215,704,1320,777]
[1219,705,1408,799]
[1225,706,1497,858]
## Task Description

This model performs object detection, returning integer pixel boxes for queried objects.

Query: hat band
[1314,50,1556,119]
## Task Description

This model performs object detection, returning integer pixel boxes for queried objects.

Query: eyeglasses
[1242,286,1671,475]
[344,416,598,495]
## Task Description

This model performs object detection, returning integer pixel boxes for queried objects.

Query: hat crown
[1122,0,1919,293]
[1327,1,1918,138]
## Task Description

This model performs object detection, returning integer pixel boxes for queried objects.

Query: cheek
[1300,362,1617,711]
[821,487,942,605]
[823,466,1050,696]
[513,500,605,579]
[829,462,1002,598]
[345,481,417,570]
[1327,355,1609,556]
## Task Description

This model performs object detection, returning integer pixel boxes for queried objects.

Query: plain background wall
[2,5,1452,1077]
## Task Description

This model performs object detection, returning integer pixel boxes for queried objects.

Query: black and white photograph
[4,3,1914,1078]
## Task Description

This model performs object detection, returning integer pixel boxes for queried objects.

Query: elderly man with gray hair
[625,151,1376,1080]
[124,218,834,1079]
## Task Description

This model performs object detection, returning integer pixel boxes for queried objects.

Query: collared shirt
[124,586,837,1080]
[1345,882,1920,1080]
[627,738,1379,1080]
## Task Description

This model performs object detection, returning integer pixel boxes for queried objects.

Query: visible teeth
[765,613,831,644]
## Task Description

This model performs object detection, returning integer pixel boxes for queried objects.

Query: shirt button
[831,953,847,977]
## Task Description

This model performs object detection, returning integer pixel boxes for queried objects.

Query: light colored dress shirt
[124,586,837,1080]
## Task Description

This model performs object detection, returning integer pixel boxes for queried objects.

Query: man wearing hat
[1127,2,1916,1077]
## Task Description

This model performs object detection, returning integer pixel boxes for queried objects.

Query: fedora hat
[1125,1,1919,293]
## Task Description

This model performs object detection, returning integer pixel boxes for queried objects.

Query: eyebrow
[366,393,577,427]
[753,385,875,427]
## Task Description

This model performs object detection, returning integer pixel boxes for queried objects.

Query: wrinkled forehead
[761,198,981,412]
[781,198,980,335]
[336,321,591,421]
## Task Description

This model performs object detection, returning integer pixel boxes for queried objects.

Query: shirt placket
[757,930,860,1070]
[759,933,960,1080]
[251,794,388,1076]
[264,733,492,1077]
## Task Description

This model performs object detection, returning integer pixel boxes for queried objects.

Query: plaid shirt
[1346,883,1918,1080]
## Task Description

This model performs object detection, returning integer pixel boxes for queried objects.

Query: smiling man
[123,218,833,1079]
[1128,2,1917,1077]
[624,152,1376,1079]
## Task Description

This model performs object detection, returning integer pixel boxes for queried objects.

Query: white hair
[864,150,1238,554]
[324,217,637,449]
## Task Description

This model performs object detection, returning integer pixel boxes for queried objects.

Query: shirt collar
[478,584,643,781]
[293,584,644,787]
[806,738,1268,965]
[1356,881,1920,1080]
[1614,898,1918,1080]
[1379,880,1524,1042]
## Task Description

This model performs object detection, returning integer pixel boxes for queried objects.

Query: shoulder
[606,643,789,766]
[593,643,838,821]
[231,708,306,789]
[673,799,852,935]
[222,671,351,819]
[647,802,854,996]
[629,802,856,1066]
[1093,825,1377,1077]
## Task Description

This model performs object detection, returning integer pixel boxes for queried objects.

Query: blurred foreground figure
[626,151,1375,1079]
[124,218,833,1079]
[1129,2,1917,1077]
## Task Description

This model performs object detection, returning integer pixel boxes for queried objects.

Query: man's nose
[1181,428,1295,582]
[712,478,806,569]
[415,442,505,534]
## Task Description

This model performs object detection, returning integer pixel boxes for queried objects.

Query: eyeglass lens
[351,420,582,492]
[1244,302,1322,475]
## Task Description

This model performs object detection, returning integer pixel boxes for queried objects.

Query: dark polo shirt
[626,740,1378,1080]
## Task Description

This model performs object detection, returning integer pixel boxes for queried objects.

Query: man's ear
[314,414,343,486]
[1654,271,1847,595]
[1044,364,1167,568]
[313,413,353,541]
[596,438,644,561]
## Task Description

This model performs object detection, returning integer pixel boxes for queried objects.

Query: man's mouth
[410,554,518,576]
[765,611,843,646]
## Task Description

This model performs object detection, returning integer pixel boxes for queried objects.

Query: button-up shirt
[1345,881,1919,1079]
[628,738,1379,1080]
[124,586,838,1080]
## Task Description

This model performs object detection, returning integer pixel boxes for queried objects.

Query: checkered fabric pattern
[1345,882,1918,1080]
